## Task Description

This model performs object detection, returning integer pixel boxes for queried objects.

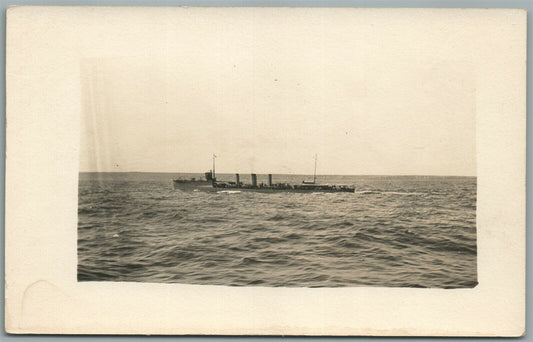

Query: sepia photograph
[6,6,525,335]
[77,27,477,288]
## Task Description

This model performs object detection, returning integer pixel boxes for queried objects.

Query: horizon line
[78,171,477,177]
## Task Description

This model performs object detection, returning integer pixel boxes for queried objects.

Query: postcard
[5,6,526,335]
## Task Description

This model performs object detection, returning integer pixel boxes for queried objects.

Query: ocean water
[78,173,477,288]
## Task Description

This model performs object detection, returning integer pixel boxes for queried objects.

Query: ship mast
[313,154,317,184]
[212,154,216,180]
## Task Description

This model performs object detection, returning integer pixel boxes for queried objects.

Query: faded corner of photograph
[77,11,477,289]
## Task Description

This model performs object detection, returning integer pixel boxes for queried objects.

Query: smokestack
[268,174,272,186]
[251,173,257,187]
[235,173,240,187]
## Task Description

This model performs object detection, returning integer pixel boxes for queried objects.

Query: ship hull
[173,173,355,193]
[172,179,210,190]
[173,182,355,193]
[214,188,355,193]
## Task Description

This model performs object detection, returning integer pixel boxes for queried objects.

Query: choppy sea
[78,173,477,288]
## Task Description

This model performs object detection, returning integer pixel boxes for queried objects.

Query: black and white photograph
[77,13,477,289]
[6,6,525,335]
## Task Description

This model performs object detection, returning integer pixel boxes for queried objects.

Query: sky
[79,10,476,176]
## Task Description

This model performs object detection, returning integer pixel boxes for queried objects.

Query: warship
[172,155,355,193]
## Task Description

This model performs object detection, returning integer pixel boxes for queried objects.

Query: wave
[267,214,285,221]
[355,190,424,196]
[239,257,261,266]
[282,232,302,240]
[78,176,477,288]
[355,190,380,195]
[383,191,424,196]
[334,221,354,227]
